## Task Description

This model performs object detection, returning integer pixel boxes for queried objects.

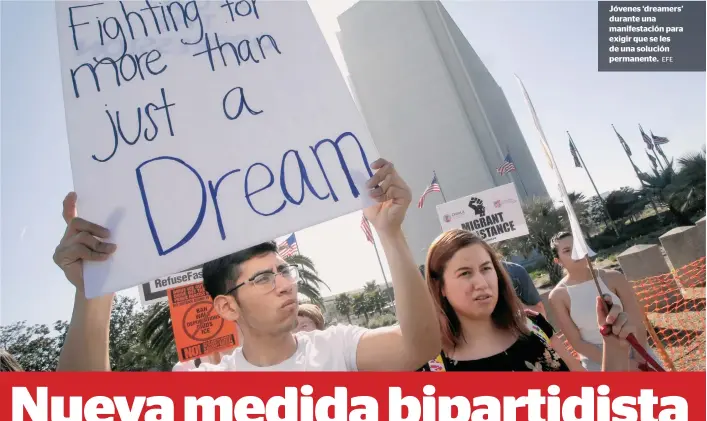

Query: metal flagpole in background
[432,170,448,202]
[506,145,529,197]
[292,232,301,256]
[640,124,664,171]
[361,215,393,303]
[612,124,661,216]
[568,132,620,238]
[371,233,393,302]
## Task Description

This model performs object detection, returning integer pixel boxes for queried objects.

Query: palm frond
[140,302,175,357]
[286,255,317,273]
[297,281,324,307]
[298,267,331,291]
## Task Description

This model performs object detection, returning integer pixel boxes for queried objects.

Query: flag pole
[568,132,620,238]
[506,146,529,197]
[433,170,448,203]
[613,124,661,216]
[292,232,301,256]
[652,147,665,171]
[656,144,670,167]
[363,215,394,303]
[613,124,644,184]
[371,233,393,303]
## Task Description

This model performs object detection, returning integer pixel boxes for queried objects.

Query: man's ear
[213,295,240,322]
[553,257,560,265]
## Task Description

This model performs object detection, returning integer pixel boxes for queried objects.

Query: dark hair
[550,231,573,258]
[425,229,528,350]
[0,349,23,372]
[202,241,278,299]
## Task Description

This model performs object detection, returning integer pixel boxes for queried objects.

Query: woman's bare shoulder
[548,281,570,303]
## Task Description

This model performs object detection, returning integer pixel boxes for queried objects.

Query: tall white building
[338,0,548,264]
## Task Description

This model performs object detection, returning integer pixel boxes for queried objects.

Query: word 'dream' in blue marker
[56,0,379,298]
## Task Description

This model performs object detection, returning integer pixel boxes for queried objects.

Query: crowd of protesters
[52,158,643,372]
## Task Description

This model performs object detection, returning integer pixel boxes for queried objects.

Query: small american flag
[417,174,441,208]
[639,125,654,150]
[277,233,299,258]
[650,131,670,145]
[496,154,517,176]
[360,214,374,243]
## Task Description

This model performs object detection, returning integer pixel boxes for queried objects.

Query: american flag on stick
[277,233,299,258]
[360,214,374,243]
[417,174,441,208]
[496,153,517,176]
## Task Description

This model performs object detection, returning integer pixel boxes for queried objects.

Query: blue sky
[1,0,704,327]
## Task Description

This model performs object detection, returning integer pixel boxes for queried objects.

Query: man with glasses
[54,158,442,371]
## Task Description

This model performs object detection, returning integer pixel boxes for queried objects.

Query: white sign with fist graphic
[436,183,528,244]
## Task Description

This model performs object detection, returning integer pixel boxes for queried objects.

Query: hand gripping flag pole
[514,75,665,372]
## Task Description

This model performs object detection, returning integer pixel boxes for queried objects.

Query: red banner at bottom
[1,372,704,421]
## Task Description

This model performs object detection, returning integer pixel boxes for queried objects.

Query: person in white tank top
[548,232,658,371]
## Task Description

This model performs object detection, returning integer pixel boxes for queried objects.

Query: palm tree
[366,289,388,315]
[140,302,175,361]
[498,197,568,285]
[674,149,706,216]
[602,187,649,223]
[334,293,353,324]
[352,292,371,325]
[567,191,593,236]
[288,254,329,307]
[140,253,327,358]
[363,281,378,293]
[122,341,177,371]
[639,163,693,225]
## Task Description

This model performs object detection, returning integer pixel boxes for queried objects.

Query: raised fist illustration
[468,197,485,216]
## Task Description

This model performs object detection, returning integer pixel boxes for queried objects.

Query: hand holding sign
[364,159,412,235]
[56,1,379,297]
[53,192,117,293]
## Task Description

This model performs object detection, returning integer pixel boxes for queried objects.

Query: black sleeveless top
[418,312,570,372]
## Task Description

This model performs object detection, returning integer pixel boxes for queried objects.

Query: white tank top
[565,275,622,346]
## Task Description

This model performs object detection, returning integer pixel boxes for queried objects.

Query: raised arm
[354,159,441,371]
[54,192,116,371]
[548,287,603,366]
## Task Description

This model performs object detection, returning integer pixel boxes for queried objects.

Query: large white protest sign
[138,266,203,306]
[436,184,528,244]
[56,1,378,298]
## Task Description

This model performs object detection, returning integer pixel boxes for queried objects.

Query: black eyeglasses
[224,265,300,296]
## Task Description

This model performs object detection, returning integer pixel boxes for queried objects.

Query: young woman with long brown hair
[419,229,635,372]
[548,231,661,371]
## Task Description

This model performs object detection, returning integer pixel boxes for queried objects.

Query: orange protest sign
[167,282,239,362]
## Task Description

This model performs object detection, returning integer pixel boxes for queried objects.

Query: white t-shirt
[177,324,368,372]
[172,359,197,371]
